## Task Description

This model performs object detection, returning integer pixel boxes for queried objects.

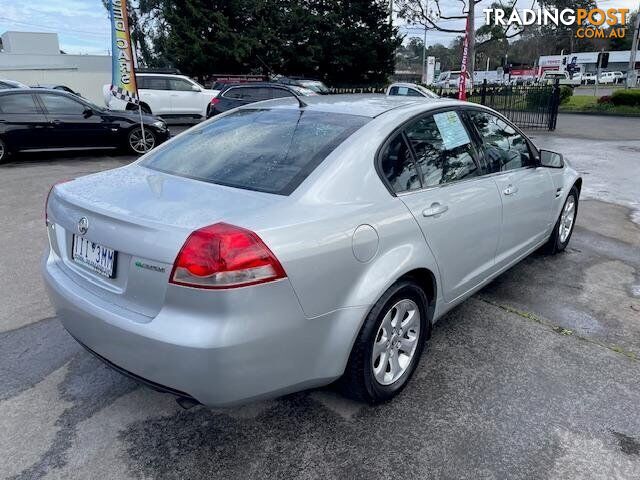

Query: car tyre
[340,280,429,404]
[0,137,9,164]
[545,185,579,254]
[127,127,156,155]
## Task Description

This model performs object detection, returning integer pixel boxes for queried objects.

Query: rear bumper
[42,249,366,407]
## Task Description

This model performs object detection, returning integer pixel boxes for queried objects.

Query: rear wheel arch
[573,178,582,196]
[396,268,437,328]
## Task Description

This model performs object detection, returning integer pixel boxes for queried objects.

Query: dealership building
[0,31,111,104]
[538,50,640,74]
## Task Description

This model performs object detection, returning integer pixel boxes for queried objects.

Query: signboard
[458,15,471,100]
[109,0,138,105]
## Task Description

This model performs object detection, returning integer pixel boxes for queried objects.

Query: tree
[104,0,400,85]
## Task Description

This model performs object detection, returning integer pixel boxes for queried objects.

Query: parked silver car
[43,95,581,406]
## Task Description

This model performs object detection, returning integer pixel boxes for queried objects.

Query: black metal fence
[437,80,561,131]
[327,80,561,131]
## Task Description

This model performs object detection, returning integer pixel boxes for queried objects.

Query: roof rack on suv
[136,68,182,74]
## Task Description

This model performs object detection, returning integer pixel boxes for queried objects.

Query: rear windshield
[142,108,369,195]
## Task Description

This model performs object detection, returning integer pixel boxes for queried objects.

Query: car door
[38,92,112,149]
[467,109,555,268]
[167,77,203,115]
[383,109,502,302]
[0,92,49,151]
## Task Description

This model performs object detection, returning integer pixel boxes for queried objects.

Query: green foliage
[559,86,573,105]
[124,0,400,86]
[610,89,640,107]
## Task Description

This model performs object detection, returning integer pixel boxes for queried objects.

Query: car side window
[469,111,533,173]
[405,88,423,97]
[144,77,170,90]
[380,133,421,193]
[39,94,85,115]
[271,88,293,99]
[244,88,271,101]
[404,111,479,187]
[223,87,244,99]
[168,78,195,91]
[388,86,399,95]
[0,93,40,114]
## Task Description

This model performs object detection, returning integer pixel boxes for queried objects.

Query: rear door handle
[422,202,449,217]
[503,184,518,196]
[49,119,62,125]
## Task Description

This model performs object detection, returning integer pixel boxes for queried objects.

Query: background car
[0,78,29,89]
[0,88,169,162]
[386,82,439,98]
[43,95,581,408]
[581,72,597,85]
[32,83,82,97]
[434,70,472,89]
[276,77,330,94]
[537,70,580,86]
[207,82,317,117]
[103,73,219,119]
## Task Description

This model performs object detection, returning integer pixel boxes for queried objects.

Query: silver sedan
[43,95,581,406]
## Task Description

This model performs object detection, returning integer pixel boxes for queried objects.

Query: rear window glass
[142,108,369,195]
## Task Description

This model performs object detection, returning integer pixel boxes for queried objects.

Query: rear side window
[142,109,369,195]
[379,134,420,193]
[141,77,169,90]
[0,94,40,114]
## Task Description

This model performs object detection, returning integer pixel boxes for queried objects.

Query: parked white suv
[103,73,219,119]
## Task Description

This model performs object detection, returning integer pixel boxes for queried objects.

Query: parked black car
[206,82,316,118]
[276,77,330,94]
[0,89,170,163]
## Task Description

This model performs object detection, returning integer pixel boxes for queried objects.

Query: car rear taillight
[45,179,73,225]
[210,97,221,105]
[170,223,286,289]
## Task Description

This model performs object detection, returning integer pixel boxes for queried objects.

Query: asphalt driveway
[1,117,639,479]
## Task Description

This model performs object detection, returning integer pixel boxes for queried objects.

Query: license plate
[72,235,117,278]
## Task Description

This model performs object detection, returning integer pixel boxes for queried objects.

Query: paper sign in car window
[398,87,408,95]
[433,111,470,150]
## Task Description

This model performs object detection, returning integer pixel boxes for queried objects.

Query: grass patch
[559,95,640,115]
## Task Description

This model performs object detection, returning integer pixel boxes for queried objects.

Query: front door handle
[422,202,449,217]
[49,119,62,125]
[503,184,518,196]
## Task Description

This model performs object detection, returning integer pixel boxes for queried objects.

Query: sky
[0,0,638,55]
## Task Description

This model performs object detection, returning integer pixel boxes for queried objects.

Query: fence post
[548,79,561,131]
[480,79,487,105]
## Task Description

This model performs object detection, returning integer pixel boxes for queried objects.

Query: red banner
[458,14,471,101]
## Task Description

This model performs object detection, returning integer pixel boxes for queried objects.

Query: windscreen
[142,108,369,195]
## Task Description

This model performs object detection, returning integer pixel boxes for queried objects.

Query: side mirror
[83,107,93,118]
[191,85,201,92]
[539,149,564,168]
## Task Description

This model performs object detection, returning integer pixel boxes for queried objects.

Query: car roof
[239,94,460,118]
[222,82,293,90]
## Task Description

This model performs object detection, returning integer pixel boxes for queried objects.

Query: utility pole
[421,0,429,84]
[468,1,475,77]
[627,12,640,89]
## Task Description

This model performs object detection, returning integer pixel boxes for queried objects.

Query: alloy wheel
[559,195,576,243]
[129,128,155,154]
[371,298,421,386]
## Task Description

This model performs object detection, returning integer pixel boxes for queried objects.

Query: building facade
[0,31,111,104]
